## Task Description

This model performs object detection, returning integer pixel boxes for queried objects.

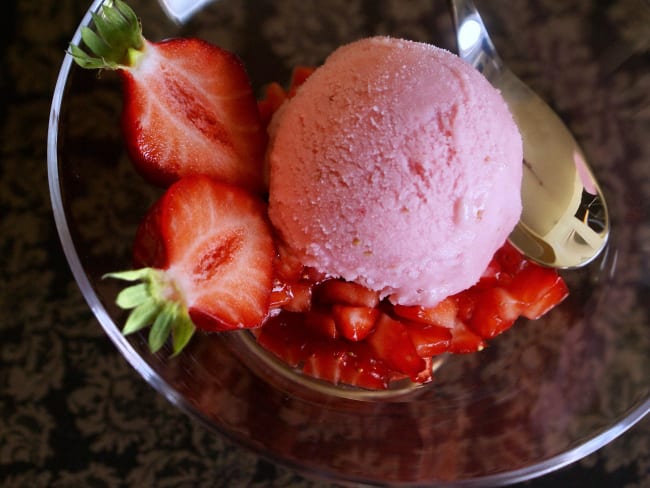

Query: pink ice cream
[267,37,522,307]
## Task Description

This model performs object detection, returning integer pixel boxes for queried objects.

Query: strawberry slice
[331,305,380,341]
[69,0,266,192]
[107,175,275,354]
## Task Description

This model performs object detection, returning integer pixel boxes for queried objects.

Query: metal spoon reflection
[450,0,609,269]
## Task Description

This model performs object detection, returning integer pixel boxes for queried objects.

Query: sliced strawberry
[331,305,379,341]
[505,264,569,319]
[107,175,275,354]
[314,279,380,308]
[366,313,425,379]
[70,0,266,192]
[403,322,452,358]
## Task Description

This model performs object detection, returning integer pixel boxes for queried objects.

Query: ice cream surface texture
[268,37,523,307]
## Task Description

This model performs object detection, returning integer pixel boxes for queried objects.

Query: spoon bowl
[451,0,610,269]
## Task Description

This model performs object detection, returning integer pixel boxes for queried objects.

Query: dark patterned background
[1,0,649,486]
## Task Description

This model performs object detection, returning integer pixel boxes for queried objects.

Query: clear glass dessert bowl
[48,0,650,485]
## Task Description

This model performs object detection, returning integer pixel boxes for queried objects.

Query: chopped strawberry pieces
[314,279,380,308]
[331,305,379,341]
[258,82,288,127]
[504,263,569,319]
[366,314,426,380]
[393,297,458,328]
[303,340,392,390]
[448,322,486,354]
[257,312,392,389]
[287,66,316,96]
[269,279,316,313]
[404,322,452,358]
[258,65,316,127]
[304,309,339,339]
[255,241,567,389]
[257,314,310,367]
[467,287,519,339]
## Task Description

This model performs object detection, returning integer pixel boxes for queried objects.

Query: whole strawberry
[69,0,267,192]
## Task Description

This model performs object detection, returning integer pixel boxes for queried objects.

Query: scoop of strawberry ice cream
[267,36,522,307]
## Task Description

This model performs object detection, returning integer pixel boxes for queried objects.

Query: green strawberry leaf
[105,267,196,356]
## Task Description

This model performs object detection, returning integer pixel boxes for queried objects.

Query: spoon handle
[449,0,503,79]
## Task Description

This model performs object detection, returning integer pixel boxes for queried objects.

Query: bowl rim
[47,0,650,485]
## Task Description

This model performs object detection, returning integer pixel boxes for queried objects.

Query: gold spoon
[450,0,610,269]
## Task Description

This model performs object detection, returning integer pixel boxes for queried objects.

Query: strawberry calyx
[104,268,196,356]
[69,0,145,70]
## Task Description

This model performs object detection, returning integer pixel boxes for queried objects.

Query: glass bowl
[48,0,650,485]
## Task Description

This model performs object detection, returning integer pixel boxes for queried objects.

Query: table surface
[1,0,649,486]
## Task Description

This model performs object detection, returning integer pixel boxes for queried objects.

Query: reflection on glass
[458,18,481,51]
[158,0,215,23]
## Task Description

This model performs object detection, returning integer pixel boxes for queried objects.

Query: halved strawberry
[106,175,275,354]
[331,305,380,341]
[69,0,266,192]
